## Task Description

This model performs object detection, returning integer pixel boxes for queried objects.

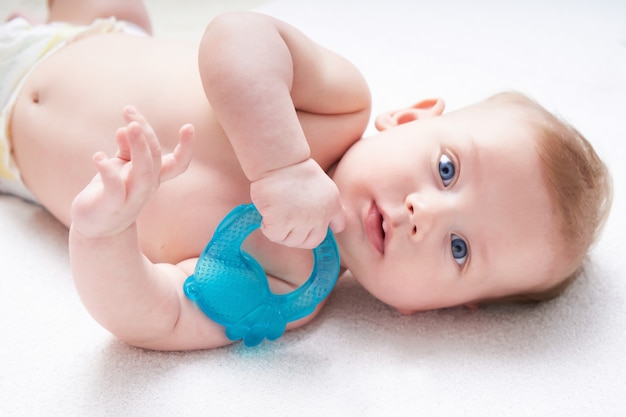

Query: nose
[405,192,439,242]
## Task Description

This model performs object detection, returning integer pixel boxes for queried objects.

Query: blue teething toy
[183,204,340,347]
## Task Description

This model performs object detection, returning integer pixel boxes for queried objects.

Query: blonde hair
[482,92,613,304]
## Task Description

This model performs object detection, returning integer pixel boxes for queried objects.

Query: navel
[30,90,40,104]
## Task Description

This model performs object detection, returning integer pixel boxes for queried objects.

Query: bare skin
[9,3,370,350]
[5,1,562,351]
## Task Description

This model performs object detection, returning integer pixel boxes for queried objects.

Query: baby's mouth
[366,202,385,254]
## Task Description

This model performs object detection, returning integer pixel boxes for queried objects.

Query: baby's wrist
[252,157,319,182]
[69,220,136,241]
[244,139,312,182]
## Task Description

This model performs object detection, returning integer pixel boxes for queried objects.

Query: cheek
[385,249,441,290]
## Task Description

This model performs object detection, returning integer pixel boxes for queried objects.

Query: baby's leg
[5,10,44,24]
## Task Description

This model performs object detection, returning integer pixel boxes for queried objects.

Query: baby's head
[332,92,612,312]
[480,92,612,305]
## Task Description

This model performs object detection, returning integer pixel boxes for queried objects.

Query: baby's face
[332,101,560,312]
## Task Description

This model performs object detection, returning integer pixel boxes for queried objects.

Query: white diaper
[0,17,147,203]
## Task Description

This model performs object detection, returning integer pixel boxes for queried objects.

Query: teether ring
[183,204,340,347]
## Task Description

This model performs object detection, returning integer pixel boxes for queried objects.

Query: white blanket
[1,0,625,416]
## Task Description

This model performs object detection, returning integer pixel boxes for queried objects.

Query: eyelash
[438,154,469,267]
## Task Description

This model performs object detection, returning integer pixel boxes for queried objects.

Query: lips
[365,202,385,254]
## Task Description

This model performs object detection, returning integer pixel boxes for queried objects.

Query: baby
[1,1,612,350]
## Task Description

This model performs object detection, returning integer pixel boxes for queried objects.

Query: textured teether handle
[184,204,340,346]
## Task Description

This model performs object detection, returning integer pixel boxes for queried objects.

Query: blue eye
[439,154,456,186]
[451,234,468,266]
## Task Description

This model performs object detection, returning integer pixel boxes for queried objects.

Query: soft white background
[1,1,625,416]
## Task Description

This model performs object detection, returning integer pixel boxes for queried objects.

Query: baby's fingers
[92,152,126,203]
[329,204,347,234]
[123,122,161,205]
[296,226,328,250]
[123,106,162,164]
[160,124,195,182]
[262,222,325,250]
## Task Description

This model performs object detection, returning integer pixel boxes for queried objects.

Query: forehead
[460,113,558,295]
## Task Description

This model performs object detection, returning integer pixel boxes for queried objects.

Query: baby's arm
[199,12,370,249]
[69,107,231,350]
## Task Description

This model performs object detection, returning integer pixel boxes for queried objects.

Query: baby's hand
[71,106,195,238]
[250,158,346,249]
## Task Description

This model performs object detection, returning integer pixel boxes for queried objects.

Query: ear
[375,98,445,131]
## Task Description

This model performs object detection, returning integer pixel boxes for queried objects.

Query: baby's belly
[10,34,249,261]
[10,33,321,285]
